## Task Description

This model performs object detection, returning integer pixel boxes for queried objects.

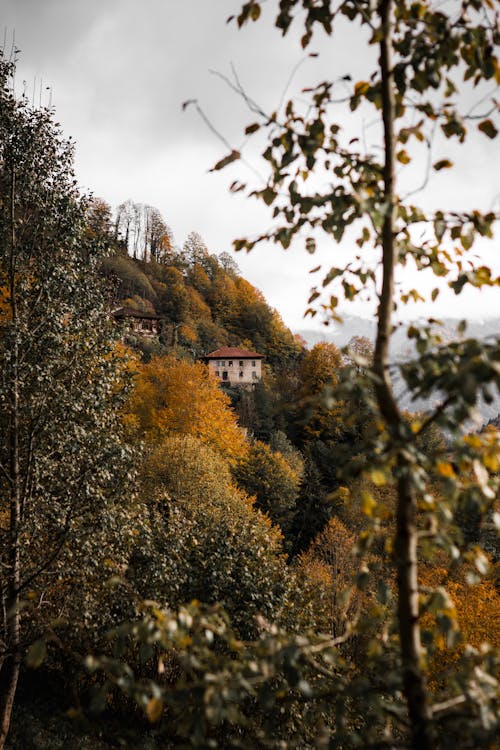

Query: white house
[203,347,264,387]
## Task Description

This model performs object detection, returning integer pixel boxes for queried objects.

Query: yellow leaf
[484,453,499,473]
[464,434,481,449]
[354,81,370,96]
[436,461,455,478]
[362,491,376,516]
[369,469,387,486]
[146,697,163,724]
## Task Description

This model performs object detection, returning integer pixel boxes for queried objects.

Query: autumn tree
[86,196,113,240]
[419,557,500,690]
[295,517,359,640]
[124,354,247,461]
[0,52,134,747]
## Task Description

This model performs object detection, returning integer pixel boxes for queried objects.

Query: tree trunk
[375,3,433,748]
[0,642,21,749]
[0,168,22,750]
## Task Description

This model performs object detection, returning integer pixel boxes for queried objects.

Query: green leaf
[461,231,474,251]
[261,187,277,206]
[26,640,47,669]
[210,150,241,172]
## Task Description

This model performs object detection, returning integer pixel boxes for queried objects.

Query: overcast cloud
[2,0,499,330]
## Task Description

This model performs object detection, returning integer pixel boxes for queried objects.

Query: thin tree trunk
[374,2,433,748]
[0,167,22,750]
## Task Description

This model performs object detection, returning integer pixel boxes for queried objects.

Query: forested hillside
[97,202,303,368]
[1,1,500,746]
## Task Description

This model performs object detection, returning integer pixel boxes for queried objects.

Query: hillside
[100,225,304,370]
[2,31,499,747]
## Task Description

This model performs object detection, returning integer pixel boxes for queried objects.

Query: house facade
[203,347,264,387]
[111,306,160,337]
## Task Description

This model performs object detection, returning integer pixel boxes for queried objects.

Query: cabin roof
[204,347,264,360]
[111,306,160,320]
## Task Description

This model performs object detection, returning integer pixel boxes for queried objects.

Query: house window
[252,371,257,380]
[222,371,228,380]
[239,371,244,378]
[252,360,256,367]
[221,361,226,367]
[228,360,233,367]
[239,360,243,367]
[215,371,220,377]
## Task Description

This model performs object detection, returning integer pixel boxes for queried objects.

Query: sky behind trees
[3,0,499,330]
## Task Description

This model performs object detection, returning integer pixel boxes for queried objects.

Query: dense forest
[1,1,500,748]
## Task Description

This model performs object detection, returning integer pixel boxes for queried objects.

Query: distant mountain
[297,316,500,426]
[297,315,499,353]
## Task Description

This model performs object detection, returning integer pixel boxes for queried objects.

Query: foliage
[130,434,290,639]
[294,342,345,443]
[294,517,360,640]
[102,253,157,302]
[232,440,301,534]
[141,433,233,504]
[0,50,135,747]
[289,448,331,554]
[214,1,500,748]
[87,598,499,749]
[124,354,247,461]
[3,2,500,745]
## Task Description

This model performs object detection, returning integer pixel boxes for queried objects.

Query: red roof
[204,347,264,360]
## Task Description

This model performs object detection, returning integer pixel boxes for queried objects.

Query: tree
[143,204,171,262]
[86,196,113,240]
[215,3,500,747]
[115,200,172,261]
[232,440,301,534]
[133,434,290,640]
[218,250,240,276]
[290,447,330,554]
[300,342,342,394]
[153,266,190,325]
[0,52,133,747]
[124,354,247,461]
[183,230,210,266]
[295,516,359,640]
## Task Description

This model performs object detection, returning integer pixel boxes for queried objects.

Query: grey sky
[2,0,499,330]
